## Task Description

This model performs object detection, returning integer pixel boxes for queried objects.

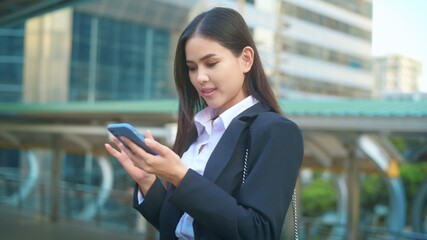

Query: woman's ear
[241,46,254,73]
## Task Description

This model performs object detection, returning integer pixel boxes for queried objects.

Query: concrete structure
[1,99,427,239]
[374,54,423,98]
[276,0,373,98]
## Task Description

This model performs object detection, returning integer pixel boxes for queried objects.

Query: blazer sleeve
[169,114,304,239]
[132,177,167,230]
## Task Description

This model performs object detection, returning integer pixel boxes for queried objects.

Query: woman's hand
[104,133,156,195]
[121,130,189,187]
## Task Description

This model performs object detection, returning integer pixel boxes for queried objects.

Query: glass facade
[0,25,24,102]
[0,25,24,217]
[1,6,176,234]
[69,11,173,101]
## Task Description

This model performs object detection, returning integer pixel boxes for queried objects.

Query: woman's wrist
[169,166,189,187]
[137,174,156,196]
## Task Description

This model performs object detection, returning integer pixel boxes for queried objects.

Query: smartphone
[107,123,158,155]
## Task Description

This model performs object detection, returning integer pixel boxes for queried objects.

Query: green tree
[301,177,337,217]
[360,173,388,210]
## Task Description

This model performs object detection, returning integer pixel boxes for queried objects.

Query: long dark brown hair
[173,7,281,155]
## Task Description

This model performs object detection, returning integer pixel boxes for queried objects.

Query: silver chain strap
[242,147,249,184]
[242,146,298,239]
[292,188,299,240]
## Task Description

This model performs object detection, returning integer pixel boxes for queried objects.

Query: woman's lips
[201,88,216,97]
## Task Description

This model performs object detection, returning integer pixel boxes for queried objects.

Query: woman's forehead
[185,36,228,60]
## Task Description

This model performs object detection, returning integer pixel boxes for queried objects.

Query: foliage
[301,177,337,217]
[400,162,427,199]
[300,136,427,227]
[302,162,427,220]
[359,161,427,224]
[360,173,388,209]
[400,162,427,220]
[388,136,408,152]
[389,136,427,162]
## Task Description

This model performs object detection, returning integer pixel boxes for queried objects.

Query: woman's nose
[196,70,209,83]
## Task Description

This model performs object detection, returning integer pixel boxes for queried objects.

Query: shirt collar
[194,96,258,136]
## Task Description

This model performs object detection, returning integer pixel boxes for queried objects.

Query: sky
[372,0,427,92]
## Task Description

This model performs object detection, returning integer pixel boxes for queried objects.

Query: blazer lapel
[203,119,247,182]
[203,102,270,182]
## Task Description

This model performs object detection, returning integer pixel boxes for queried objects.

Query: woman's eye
[207,62,217,68]
[187,66,197,71]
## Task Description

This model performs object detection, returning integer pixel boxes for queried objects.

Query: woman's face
[185,35,253,115]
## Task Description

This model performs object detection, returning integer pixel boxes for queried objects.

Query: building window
[282,2,371,41]
[69,12,173,101]
[0,25,25,102]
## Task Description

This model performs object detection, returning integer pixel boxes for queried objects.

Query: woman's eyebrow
[186,53,217,64]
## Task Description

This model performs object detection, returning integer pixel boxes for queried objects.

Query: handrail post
[50,135,62,222]
[346,148,360,240]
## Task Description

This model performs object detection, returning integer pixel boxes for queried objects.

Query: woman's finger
[144,138,171,157]
[145,129,154,140]
[104,143,122,160]
[122,137,154,159]
[112,137,127,152]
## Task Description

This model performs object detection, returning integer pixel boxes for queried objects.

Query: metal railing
[0,177,150,235]
[1,177,426,240]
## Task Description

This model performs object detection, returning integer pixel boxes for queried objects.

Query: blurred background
[0,0,426,239]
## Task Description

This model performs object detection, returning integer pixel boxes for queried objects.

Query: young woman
[105,7,303,240]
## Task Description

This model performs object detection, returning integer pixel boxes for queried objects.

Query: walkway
[0,205,144,240]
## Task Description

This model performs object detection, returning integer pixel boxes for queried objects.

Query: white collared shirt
[175,96,258,239]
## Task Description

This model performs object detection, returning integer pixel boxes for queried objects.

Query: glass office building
[70,11,172,101]
[0,24,24,102]
[21,3,178,103]
[0,0,192,234]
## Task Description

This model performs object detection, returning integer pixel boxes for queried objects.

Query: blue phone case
[107,123,158,155]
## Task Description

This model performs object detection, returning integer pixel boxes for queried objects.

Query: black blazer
[133,102,304,240]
